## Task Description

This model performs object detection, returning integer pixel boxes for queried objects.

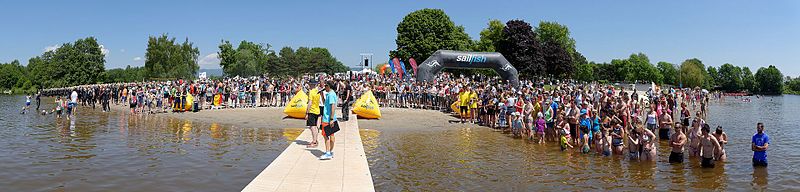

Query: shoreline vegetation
[2,8,799,95]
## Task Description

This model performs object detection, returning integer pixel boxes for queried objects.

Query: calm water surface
[0,96,302,192]
[363,95,800,191]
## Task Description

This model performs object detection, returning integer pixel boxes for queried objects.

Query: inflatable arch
[416,50,520,87]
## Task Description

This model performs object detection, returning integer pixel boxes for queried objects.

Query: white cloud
[133,57,142,61]
[120,49,126,53]
[99,44,110,55]
[198,53,220,69]
[44,45,61,52]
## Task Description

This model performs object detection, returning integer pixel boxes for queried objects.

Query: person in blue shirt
[579,109,593,143]
[752,122,769,167]
[319,81,339,160]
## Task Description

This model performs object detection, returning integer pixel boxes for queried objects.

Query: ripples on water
[0,96,303,191]
[362,95,800,191]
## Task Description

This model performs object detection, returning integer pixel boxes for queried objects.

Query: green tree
[657,62,678,85]
[742,67,756,92]
[706,66,719,88]
[610,58,634,82]
[218,40,275,77]
[541,39,574,78]
[473,19,505,52]
[0,60,27,90]
[679,58,707,88]
[535,21,576,55]
[273,46,347,76]
[104,65,146,83]
[594,62,616,82]
[393,9,472,61]
[717,63,743,92]
[27,37,106,88]
[145,34,200,79]
[625,53,662,84]
[754,65,783,95]
[572,53,592,82]
[276,47,298,76]
[497,20,544,79]
[785,76,800,94]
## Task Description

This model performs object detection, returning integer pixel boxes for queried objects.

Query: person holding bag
[319,81,340,160]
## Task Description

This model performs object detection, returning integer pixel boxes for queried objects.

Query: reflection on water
[364,95,800,191]
[0,96,299,192]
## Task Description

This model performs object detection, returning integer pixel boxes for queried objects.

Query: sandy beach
[108,102,478,132]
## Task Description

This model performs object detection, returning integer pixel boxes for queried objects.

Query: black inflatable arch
[416,50,520,87]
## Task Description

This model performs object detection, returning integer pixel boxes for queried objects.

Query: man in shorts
[305,81,322,148]
[319,81,338,160]
[699,124,721,168]
[752,122,769,167]
[457,86,471,123]
[669,124,687,163]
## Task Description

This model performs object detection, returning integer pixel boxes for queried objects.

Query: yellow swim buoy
[352,91,381,119]
[451,102,471,116]
[283,90,308,119]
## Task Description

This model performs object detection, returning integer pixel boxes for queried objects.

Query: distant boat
[2,90,11,94]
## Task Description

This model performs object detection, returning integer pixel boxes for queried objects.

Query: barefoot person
[713,126,728,161]
[319,81,338,160]
[628,127,640,160]
[699,124,722,168]
[639,125,658,162]
[752,122,770,167]
[669,124,687,164]
[305,81,322,148]
[658,109,673,140]
[457,86,471,123]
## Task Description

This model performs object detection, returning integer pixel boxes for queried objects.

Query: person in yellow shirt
[306,81,322,148]
[457,86,471,123]
[469,88,478,124]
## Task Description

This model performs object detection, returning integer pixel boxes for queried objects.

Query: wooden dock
[241,114,374,192]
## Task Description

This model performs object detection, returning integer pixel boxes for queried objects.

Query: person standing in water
[35,91,41,111]
[752,123,769,167]
[699,124,722,168]
[639,125,658,162]
[22,94,32,114]
[669,124,687,163]
[713,126,728,162]
[628,127,640,160]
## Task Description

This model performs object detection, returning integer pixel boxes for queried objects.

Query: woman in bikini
[687,119,702,157]
[713,126,728,162]
[628,127,640,160]
[639,125,658,161]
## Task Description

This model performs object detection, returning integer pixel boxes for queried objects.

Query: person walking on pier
[319,81,338,160]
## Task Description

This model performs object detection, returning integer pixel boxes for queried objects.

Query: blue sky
[1,0,798,76]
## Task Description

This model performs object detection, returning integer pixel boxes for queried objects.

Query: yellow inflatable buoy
[352,91,381,119]
[283,90,308,119]
[213,94,222,107]
[451,102,471,116]
[185,94,194,111]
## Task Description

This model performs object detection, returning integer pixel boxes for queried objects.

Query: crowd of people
[37,72,769,166]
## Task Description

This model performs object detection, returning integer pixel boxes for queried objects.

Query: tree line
[389,8,793,95]
[0,35,349,94]
[218,40,348,77]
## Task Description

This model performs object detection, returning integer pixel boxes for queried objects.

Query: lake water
[0,95,303,191]
[361,95,800,191]
[2,95,799,191]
